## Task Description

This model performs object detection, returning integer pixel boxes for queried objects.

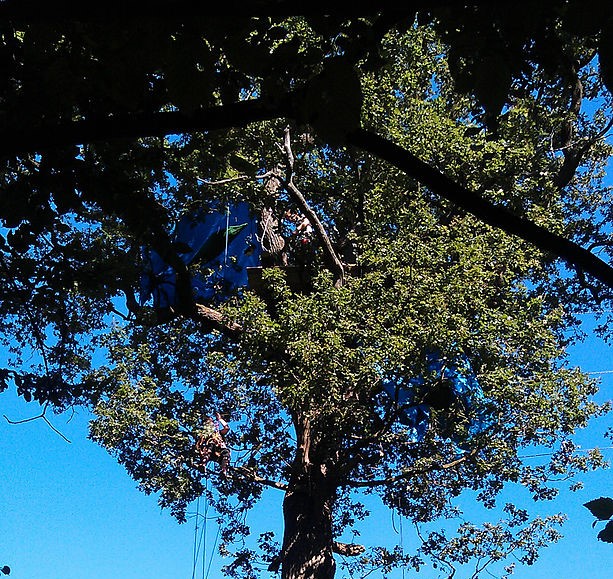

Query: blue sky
[0,311,612,579]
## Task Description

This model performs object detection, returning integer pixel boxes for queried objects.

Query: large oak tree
[1,4,612,578]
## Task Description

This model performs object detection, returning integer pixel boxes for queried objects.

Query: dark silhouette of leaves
[584,497,613,521]
[598,521,613,543]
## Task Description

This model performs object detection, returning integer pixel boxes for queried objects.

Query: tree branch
[4,402,72,443]
[191,303,243,339]
[348,129,613,290]
[278,126,345,286]
[0,97,291,158]
[346,450,476,489]
[233,466,288,491]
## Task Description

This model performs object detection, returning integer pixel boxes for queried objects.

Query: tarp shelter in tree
[140,203,261,309]
[381,352,492,444]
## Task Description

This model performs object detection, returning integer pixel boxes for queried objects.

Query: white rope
[256,209,274,253]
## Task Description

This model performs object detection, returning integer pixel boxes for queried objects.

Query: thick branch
[348,129,613,290]
[1,98,290,158]
[233,466,288,491]
[191,303,243,339]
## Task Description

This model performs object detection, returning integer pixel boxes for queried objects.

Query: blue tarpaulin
[140,203,260,308]
[381,352,492,443]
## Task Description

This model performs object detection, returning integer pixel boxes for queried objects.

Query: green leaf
[584,497,613,520]
[0,565,10,575]
[597,520,613,543]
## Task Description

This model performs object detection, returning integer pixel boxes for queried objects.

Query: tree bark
[271,414,338,579]
[260,169,288,266]
[280,468,337,579]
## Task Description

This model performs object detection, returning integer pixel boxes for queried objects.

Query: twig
[4,403,72,443]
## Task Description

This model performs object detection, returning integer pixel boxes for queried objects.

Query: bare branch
[197,175,252,186]
[233,465,288,491]
[4,403,72,443]
[278,127,345,286]
[192,303,243,339]
[196,170,278,187]
[282,125,295,178]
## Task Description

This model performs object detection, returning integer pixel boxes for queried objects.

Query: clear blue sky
[0,313,612,579]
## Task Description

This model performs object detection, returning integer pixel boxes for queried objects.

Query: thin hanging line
[192,479,209,579]
[398,496,405,579]
[201,478,210,579]
[224,204,230,269]
[205,522,221,579]
[191,496,201,579]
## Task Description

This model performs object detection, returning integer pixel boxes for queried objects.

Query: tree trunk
[280,468,337,579]
[260,169,288,266]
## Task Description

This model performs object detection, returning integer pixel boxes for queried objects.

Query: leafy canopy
[0,5,612,578]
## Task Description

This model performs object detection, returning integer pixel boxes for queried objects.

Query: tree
[0,5,612,578]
